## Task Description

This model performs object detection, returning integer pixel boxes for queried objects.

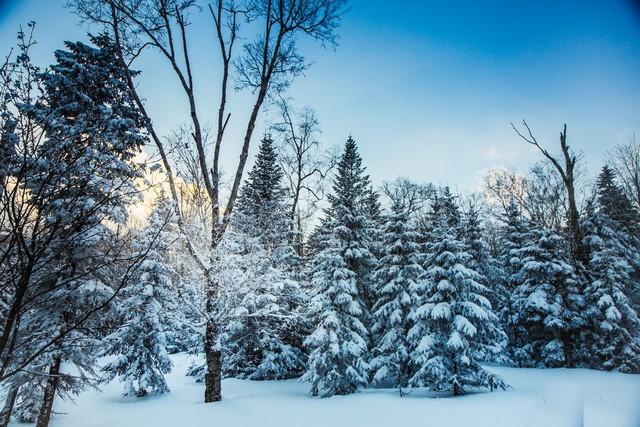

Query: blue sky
[2,0,640,191]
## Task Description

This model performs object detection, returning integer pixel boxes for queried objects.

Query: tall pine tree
[302,137,375,397]
[370,202,424,395]
[16,33,148,425]
[509,226,584,368]
[102,199,177,397]
[234,134,292,249]
[497,200,531,352]
[579,168,640,372]
[410,195,506,395]
[221,135,306,380]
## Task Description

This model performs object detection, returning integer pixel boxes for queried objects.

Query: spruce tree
[410,200,506,395]
[221,135,306,380]
[581,204,640,372]
[220,239,306,380]
[370,202,424,395]
[234,134,291,249]
[497,201,531,349]
[302,137,375,397]
[461,205,509,363]
[594,166,640,309]
[17,33,148,424]
[596,166,640,235]
[102,199,176,397]
[463,205,507,330]
[509,226,584,368]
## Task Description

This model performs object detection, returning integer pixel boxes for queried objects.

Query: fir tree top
[596,165,639,233]
[328,136,371,212]
[234,134,291,248]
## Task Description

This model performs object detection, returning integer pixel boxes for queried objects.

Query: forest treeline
[1,1,640,426]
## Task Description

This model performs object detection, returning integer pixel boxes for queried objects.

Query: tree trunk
[0,384,18,427]
[560,128,586,265]
[203,319,222,402]
[35,355,61,427]
[453,381,464,396]
[0,264,32,379]
[295,210,303,256]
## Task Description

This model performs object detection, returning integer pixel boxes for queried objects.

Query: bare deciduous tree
[70,0,347,402]
[165,125,216,228]
[381,178,434,217]
[271,96,337,254]
[484,163,567,232]
[607,135,640,211]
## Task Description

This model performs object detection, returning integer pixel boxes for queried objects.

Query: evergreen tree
[221,135,306,380]
[432,187,461,230]
[596,166,640,235]
[461,204,509,363]
[325,137,377,315]
[581,203,640,372]
[594,166,640,309]
[102,199,176,397]
[509,226,584,368]
[497,201,531,349]
[16,33,148,423]
[221,242,306,380]
[302,137,374,397]
[499,201,531,292]
[234,134,291,249]
[13,380,45,424]
[370,202,424,395]
[410,202,506,395]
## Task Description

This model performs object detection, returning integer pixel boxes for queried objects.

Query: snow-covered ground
[26,354,640,427]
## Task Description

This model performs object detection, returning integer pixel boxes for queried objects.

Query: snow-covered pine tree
[234,134,291,250]
[461,203,509,363]
[463,204,501,299]
[497,200,531,352]
[498,201,531,293]
[12,379,45,424]
[432,187,461,229]
[16,33,148,425]
[221,135,306,380]
[578,169,640,372]
[221,241,306,380]
[416,186,461,248]
[410,199,506,396]
[509,225,584,368]
[592,166,640,309]
[364,186,384,259]
[302,137,375,397]
[596,165,640,235]
[370,202,424,395]
[102,198,177,397]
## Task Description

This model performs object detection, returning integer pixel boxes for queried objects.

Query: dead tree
[70,0,347,403]
[512,121,586,264]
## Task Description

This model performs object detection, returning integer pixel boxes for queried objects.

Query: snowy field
[21,354,640,427]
